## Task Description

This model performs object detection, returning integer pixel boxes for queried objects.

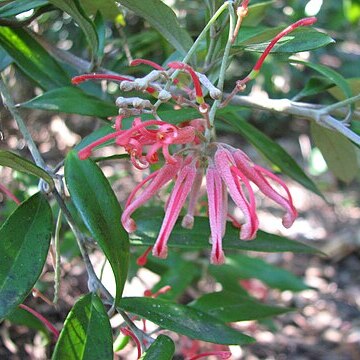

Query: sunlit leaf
[52,293,112,360]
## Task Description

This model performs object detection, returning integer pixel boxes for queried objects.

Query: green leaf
[212,254,309,292]
[142,335,175,360]
[7,306,49,336]
[48,0,99,62]
[0,193,52,320]
[80,0,120,20]
[290,59,352,102]
[220,113,324,198]
[151,260,200,301]
[0,150,54,189]
[119,297,255,345]
[189,291,293,322]
[118,0,193,56]
[20,87,118,118]
[65,151,129,305]
[240,27,334,54]
[311,122,359,183]
[130,208,320,254]
[0,0,48,17]
[328,78,360,107]
[0,27,69,90]
[0,45,12,72]
[75,125,114,151]
[94,11,106,63]
[52,293,112,360]
[292,76,335,101]
[242,1,275,26]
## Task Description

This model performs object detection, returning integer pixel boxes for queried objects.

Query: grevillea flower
[78,117,196,168]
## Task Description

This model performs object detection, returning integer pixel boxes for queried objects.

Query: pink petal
[214,147,259,240]
[152,158,197,258]
[121,160,181,232]
[206,165,226,265]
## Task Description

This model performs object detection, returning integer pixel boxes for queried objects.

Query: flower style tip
[130,58,165,71]
[71,73,132,85]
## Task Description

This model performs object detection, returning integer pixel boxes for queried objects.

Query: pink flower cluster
[71,15,320,264]
[78,113,297,264]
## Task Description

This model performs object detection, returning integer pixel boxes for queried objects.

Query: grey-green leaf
[65,151,129,305]
[0,150,54,189]
[119,297,255,345]
[142,335,175,360]
[311,122,359,183]
[52,293,113,360]
[0,193,52,320]
[118,0,193,56]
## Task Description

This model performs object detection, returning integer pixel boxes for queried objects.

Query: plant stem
[206,2,236,141]
[0,74,48,171]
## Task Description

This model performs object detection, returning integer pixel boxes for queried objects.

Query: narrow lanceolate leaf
[0,193,52,320]
[0,0,49,17]
[0,27,69,90]
[20,87,118,118]
[142,335,175,360]
[311,122,359,183]
[189,291,293,322]
[118,0,193,56]
[0,45,12,72]
[52,293,112,360]
[220,254,309,292]
[48,0,99,62]
[0,150,54,189]
[220,113,324,199]
[65,151,129,305]
[130,208,320,254]
[6,307,49,337]
[120,297,255,345]
[239,27,334,54]
[290,59,352,102]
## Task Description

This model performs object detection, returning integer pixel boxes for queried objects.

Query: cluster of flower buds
[71,14,319,264]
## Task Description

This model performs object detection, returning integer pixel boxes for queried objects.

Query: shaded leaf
[242,1,275,26]
[0,150,54,189]
[119,297,254,345]
[80,0,120,20]
[6,306,49,337]
[220,112,324,198]
[328,77,360,107]
[290,59,352,102]
[0,0,48,17]
[20,87,118,118]
[48,0,99,62]
[142,335,175,360]
[65,151,129,305]
[0,193,52,319]
[0,45,12,71]
[292,76,335,101]
[311,122,359,183]
[0,27,69,90]
[118,0,193,56]
[189,291,293,322]
[130,208,320,254]
[52,293,112,360]
[212,254,309,292]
